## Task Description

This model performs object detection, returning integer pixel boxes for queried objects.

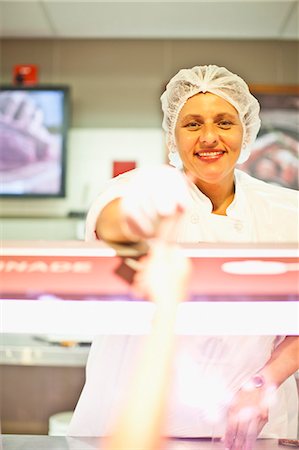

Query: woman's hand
[224,336,299,450]
[120,165,190,240]
[224,385,272,450]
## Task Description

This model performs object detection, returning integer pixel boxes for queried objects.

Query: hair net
[160,65,261,167]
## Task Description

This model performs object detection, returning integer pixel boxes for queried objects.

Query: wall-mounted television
[0,85,70,198]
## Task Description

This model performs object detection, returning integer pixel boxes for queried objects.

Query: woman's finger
[230,412,250,450]
[243,417,259,450]
[224,415,238,449]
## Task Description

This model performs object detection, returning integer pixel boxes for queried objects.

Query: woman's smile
[195,149,226,162]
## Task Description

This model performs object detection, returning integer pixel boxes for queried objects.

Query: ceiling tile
[0,0,297,40]
[281,0,299,39]
[43,1,296,39]
[0,1,53,38]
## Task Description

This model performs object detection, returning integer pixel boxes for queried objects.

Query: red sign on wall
[113,161,136,178]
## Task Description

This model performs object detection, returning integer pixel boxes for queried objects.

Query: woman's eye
[218,120,233,128]
[185,122,201,129]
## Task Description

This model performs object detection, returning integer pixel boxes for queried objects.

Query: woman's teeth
[197,151,224,158]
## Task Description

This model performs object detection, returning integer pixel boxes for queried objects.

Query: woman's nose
[199,125,219,147]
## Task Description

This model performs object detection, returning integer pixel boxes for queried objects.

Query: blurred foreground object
[105,241,191,450]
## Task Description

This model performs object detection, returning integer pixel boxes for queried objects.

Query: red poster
[113,161,136,178]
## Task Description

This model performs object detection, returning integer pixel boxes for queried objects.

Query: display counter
[0,435,291,450]
[1,241,298,438]
[1,240,298,335]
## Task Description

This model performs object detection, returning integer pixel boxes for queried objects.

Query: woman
[69,66,298,449]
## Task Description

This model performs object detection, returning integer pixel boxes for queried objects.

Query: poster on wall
[239,85,299,190]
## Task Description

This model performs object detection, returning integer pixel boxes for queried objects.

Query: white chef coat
[68,168,298,438]
[85,168,298,244]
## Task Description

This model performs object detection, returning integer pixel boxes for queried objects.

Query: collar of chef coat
[184,169,248,220]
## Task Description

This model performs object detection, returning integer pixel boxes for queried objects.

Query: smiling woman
[69,65,299,450]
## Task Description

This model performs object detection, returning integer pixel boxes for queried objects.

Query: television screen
[0,85,69,197]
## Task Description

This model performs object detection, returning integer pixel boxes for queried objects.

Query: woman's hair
[160,65,261,167]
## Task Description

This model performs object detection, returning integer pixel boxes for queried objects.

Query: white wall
[67,127,164,213]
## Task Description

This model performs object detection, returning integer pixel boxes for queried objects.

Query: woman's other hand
[120,165,190,240]
[224,383,275,450]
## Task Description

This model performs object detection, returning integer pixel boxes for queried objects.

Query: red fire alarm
[13,64,38,85]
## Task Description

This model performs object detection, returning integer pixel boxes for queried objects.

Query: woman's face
[175,92,243,187]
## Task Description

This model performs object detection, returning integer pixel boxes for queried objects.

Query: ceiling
[0,0,298,40]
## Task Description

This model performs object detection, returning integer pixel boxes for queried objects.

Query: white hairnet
[160,65,261,167]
